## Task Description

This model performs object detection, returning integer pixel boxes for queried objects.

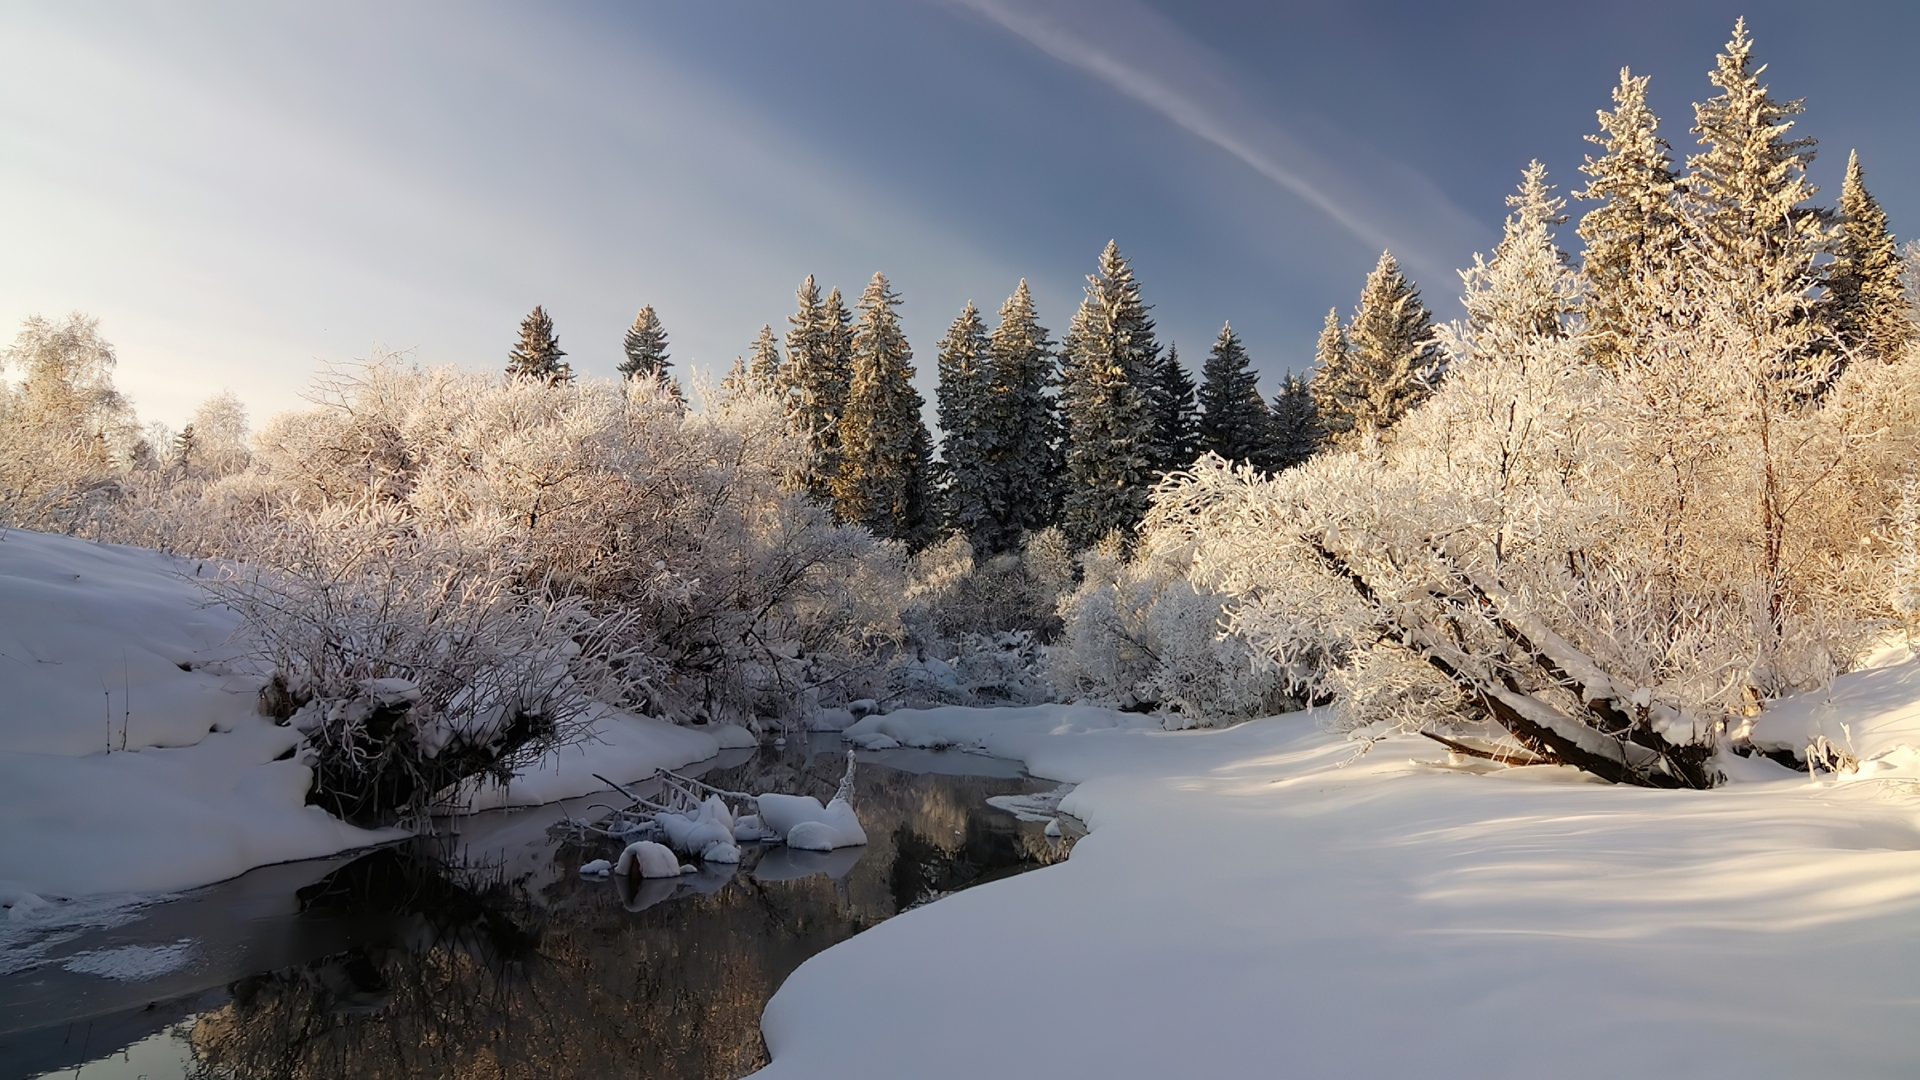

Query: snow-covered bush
[1141,168,1920,785]
[1047,530,1294,725]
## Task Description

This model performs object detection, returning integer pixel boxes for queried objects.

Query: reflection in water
[5,743,1070,1080]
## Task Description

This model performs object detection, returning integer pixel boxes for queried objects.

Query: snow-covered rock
[757,792,867,851]
[656,794,741,863]
[578,859,612,876]
[613,840,685,879]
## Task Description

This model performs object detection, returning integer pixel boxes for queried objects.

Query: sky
[1,0,1915,430]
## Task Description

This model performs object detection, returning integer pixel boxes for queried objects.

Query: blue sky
[2,0,1913,428]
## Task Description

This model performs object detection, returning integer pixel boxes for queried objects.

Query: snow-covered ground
[0,529,722,905]
[754,699,1920,1078]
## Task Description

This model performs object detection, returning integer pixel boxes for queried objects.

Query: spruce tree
[834,273,933,545]
[619,305,671,380]
[935,301,994,545]
[747,324,783,395]
[507,306,571,385]
[979,279,1060,553]
[1826,150,1912,367]
[1313,252,1439,447]
[1059,241,1159,547]
[1196,323,1269,468]
[1146,344,1199,475]
[781,276,853,503]
[1575,67,1682,369]
[1265,373,1320,471]
[1685,17,1832,394]
[1457,162,1579,362]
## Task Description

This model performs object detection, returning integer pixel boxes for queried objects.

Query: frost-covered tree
[747,323,783,393]
[506,305,571,385]
[619,305,672,381]
[1825,150,1912,368]
[835,273,933,545]
[175,390,251,479]
[1146,343,1199,476]
[1313,252,1440,446]
[1059,241,1160,546]
[0,313,141,527]
[1265,374,1320,472]
[781,277,854,503]
[1196,323,1270,468]
[1684,17,1832,397]
[1575,67,1681,370]
[935,301,994,546]
[978,280,1061,552]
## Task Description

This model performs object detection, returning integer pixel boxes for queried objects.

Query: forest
[2,19,1914,813]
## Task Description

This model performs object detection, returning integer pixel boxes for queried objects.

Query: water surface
[0,740,1073,1080]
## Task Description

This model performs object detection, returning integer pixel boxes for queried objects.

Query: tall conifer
[1146,344,1199,475]
[1313,252,1438,446]
[1826,151,1912,367]
[979,280,1060,552]
[935,301,994,545]
[1266,374,1320,471]
[1685,17,1832,394]
[1196,323,1269,467]
[619,305,671,380]
[1059,242,1159,546]
[507,306,571,385]
[835,273,932,545]
[746,324,782,394]
[781,276,853,502]
[1575,68,1682,369]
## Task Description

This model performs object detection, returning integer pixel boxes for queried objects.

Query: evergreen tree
[1313,252,1439,446]
[834,273,933,545]
[781,276,853,502]
[1826,150,1912,367]
[1146,344,1199,475]
[1059,241,1159,547]
[1457,162,1579,362]
[1684,17,1832,394]
[506,305,571,385]
[747,324,783,394]
[979,279,1060,553]
[1196,323,1269,468]
[619,305,671,380]
[1265,373,1320,471]
[935,301,994,546]
[1575,67,1682,369]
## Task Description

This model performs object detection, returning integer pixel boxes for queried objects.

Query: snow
[755,685,1920,1079]
[61,939,195,981]
[0,529,404,901]
[613,841,686,879]
[756,792,867,851]
[578,858,612,876]
[0,528,722,903]
[657,794,742,863]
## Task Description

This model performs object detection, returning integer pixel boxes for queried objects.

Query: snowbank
[0,529,722,902]
[0,530,400,901]
[757,677,1920,1079]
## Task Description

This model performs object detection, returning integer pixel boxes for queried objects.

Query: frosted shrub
[211,509,627,824]
[1048,532,1292,725]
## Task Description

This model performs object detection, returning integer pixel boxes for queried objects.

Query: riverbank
[755,695,1920,1079]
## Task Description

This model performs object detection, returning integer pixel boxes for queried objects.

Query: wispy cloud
[946,0,1491,287]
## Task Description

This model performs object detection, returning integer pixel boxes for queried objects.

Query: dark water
[0,741,1074,1080]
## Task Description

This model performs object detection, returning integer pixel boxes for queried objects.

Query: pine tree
[1826,150,1912,367]
[979,279,1061,553]
[935,301,994,545]
[1313,252,1439,446]
[1196,323,1270,468]
[781,277,854,503]
[1146,344,1199,475]
[1684,17,1832,395]
[1059,241,1159,546]
[1456,162,1579,361]
[619,305,671,380]
[834,273,933,544]
[747,324,783,394]
[1575,67,1682,369]
[1265,373,1320,471]
[506,305,571,385]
